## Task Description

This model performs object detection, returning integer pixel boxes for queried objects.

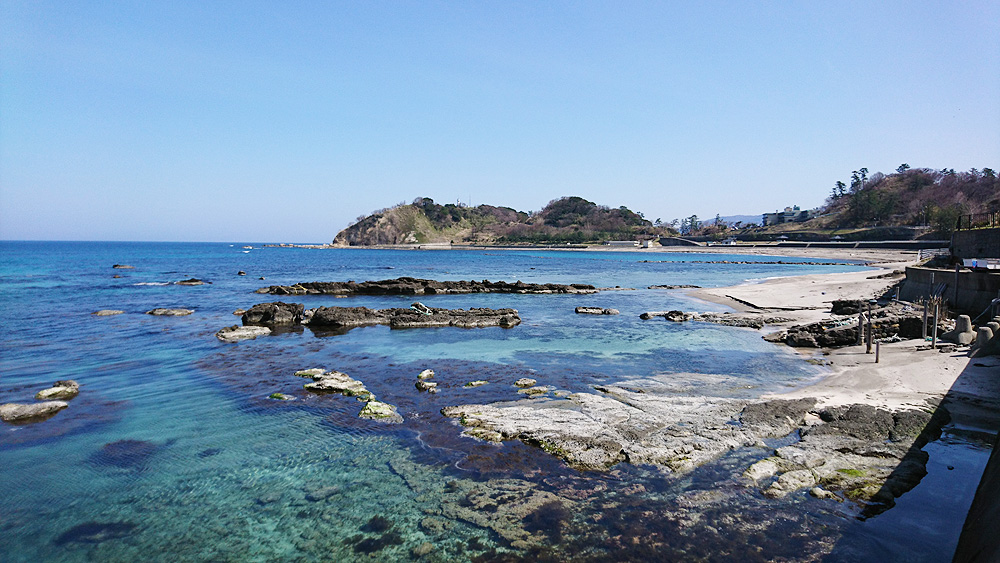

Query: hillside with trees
[334,164,997,246]
[820,165,998,235]
[684,164,998,242]
[332,197,670,246]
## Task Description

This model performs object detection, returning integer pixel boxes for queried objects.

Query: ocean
[0,241,991,562]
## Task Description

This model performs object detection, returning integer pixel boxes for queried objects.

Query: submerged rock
[256,277,599,296]
[215,325,271,342]
[112,264,134,269]
[35,380,80,400]
[175,278,207,286]
[0,401,69,423]
[93,309,125,316]
[90,439,163,469]
[54,521,137,545]
[145,308,194,316]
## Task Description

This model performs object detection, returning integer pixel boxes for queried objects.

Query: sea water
[0,242,990,562]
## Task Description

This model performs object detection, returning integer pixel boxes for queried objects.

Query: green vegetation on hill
[335,164,997,246]
[822,166,998,235]
[333,197,669,246]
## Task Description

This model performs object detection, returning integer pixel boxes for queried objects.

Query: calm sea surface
[0,242,990,561]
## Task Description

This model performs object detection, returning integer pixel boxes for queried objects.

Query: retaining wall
[900,267,1000,316]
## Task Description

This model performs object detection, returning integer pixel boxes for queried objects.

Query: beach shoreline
[679,249,999,420]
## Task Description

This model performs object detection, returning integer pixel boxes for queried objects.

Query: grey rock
[216,325,271,342]
[241,302,304,327]
[146,308,194,316]
[175,278,207,286]
[303,371,372,399]
[359,400,403,423]
[514,378,537,388]
[764,469,817,498]
[415,380,438,392]
[575,306,620,315]
[257,277,599,296]
[0,401,69,423]
[93,310,125,316]
[35,380,80,400]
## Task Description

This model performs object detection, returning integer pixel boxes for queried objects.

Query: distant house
[762,206,818,226]
[604,240,639,247]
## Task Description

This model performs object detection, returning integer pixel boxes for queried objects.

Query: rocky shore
[439,384,944,512]
[255,276,598,296]
[216,301,521,340]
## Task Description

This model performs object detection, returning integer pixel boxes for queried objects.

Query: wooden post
[875,342,880,363]
[954,264,960,308]
[857,303,864,346]
[866,301,873,353]
[932,302,939,348]
[922,299,928,339]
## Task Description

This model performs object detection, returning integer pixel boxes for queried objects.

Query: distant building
[604,240,639,247]
[762,206,818,226]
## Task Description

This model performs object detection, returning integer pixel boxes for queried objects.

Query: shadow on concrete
[821,349,1000,562]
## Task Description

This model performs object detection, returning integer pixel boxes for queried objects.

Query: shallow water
[0,242,990,561]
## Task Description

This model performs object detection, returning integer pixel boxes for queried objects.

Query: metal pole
[875,342,880,363]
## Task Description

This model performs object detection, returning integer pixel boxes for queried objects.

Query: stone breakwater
[215,301,520,340]
[255,276,598,296]
[441,388,944,512]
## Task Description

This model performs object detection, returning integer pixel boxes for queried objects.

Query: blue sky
[2,1,997,242]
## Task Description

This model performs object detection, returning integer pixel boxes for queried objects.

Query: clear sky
[2,1,997,242]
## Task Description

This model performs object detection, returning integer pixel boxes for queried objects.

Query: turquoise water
[0,242,990,561]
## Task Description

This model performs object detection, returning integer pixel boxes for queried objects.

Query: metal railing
[918,248,949,260]
[956,211,1000,230]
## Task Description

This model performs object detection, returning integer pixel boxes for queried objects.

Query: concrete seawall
[900,266,1000,316]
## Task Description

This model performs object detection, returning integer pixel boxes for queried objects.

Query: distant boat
[243,246,253,249]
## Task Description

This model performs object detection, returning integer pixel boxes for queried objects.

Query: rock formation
[145,308,194,316]
[256,277,598,296]
[215,325,271,342]
[35,380,79,400]
[93,310,125,316]
[0,401,69,423]
[237,301,521,333]
[240,302,304,327]
[575,306,620,315]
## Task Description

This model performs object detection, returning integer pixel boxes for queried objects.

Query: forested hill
[332,197,666,246]
[820,166,998,233]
